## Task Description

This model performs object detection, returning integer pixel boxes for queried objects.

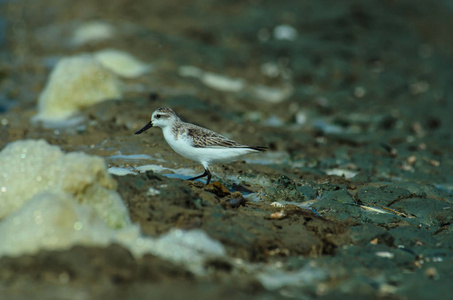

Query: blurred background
[1,1,453,299]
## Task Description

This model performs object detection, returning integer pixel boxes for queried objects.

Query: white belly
[163,129,256,167]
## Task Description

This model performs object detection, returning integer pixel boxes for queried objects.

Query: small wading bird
[135,107,267,184]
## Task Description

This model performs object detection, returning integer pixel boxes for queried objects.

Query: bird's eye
[155,114,161,119]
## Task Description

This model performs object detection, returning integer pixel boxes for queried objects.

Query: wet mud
[1,0,453,299]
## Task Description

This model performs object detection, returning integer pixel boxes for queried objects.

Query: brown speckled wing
[187,126,245,148]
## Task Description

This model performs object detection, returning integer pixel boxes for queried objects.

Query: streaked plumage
[135,107,267,184]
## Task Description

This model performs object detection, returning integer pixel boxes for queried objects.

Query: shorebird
[135,107,267,184]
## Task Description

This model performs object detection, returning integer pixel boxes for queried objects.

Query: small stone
[222,192,246,209]
[270,211,286,220]
[425,267,439,280]
[205,181,231,197]
[406,155,417,165]
[427,159,440,167]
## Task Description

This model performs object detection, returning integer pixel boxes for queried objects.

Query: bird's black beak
[135,121,153,134]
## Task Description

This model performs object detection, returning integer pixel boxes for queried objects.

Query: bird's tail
[249,146,268,152]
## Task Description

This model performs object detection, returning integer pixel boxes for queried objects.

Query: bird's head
[135,107,178,134]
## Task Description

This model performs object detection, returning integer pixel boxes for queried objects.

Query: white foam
[0,193,118,256]
[201,72,245,92]
[179,66,244,92]
[94,49,151,78]
[273,24,298,41]
[0,194,225,274]
[257,264,326,290]
[251,84,293,103]
[146,187,161,196]
[0,139,129,228]
[178,65,293,102]
[150,229,226,274]
[71,21,115,46]
[0,140,226,275]
[34,54,122,122]
[108,167,137,176]
[325,168,358,179]
[135,164,170,173]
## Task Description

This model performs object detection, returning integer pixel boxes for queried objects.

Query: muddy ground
[1,0,453,299]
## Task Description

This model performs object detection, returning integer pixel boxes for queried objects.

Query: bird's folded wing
[187,127,245,148]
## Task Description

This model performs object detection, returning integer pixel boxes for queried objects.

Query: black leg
[188,168,212,185]
[206,169,212,185]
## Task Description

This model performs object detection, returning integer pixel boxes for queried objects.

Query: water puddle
[107,163,200,180]
[434,183,453,195]
[108,154,154,160]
